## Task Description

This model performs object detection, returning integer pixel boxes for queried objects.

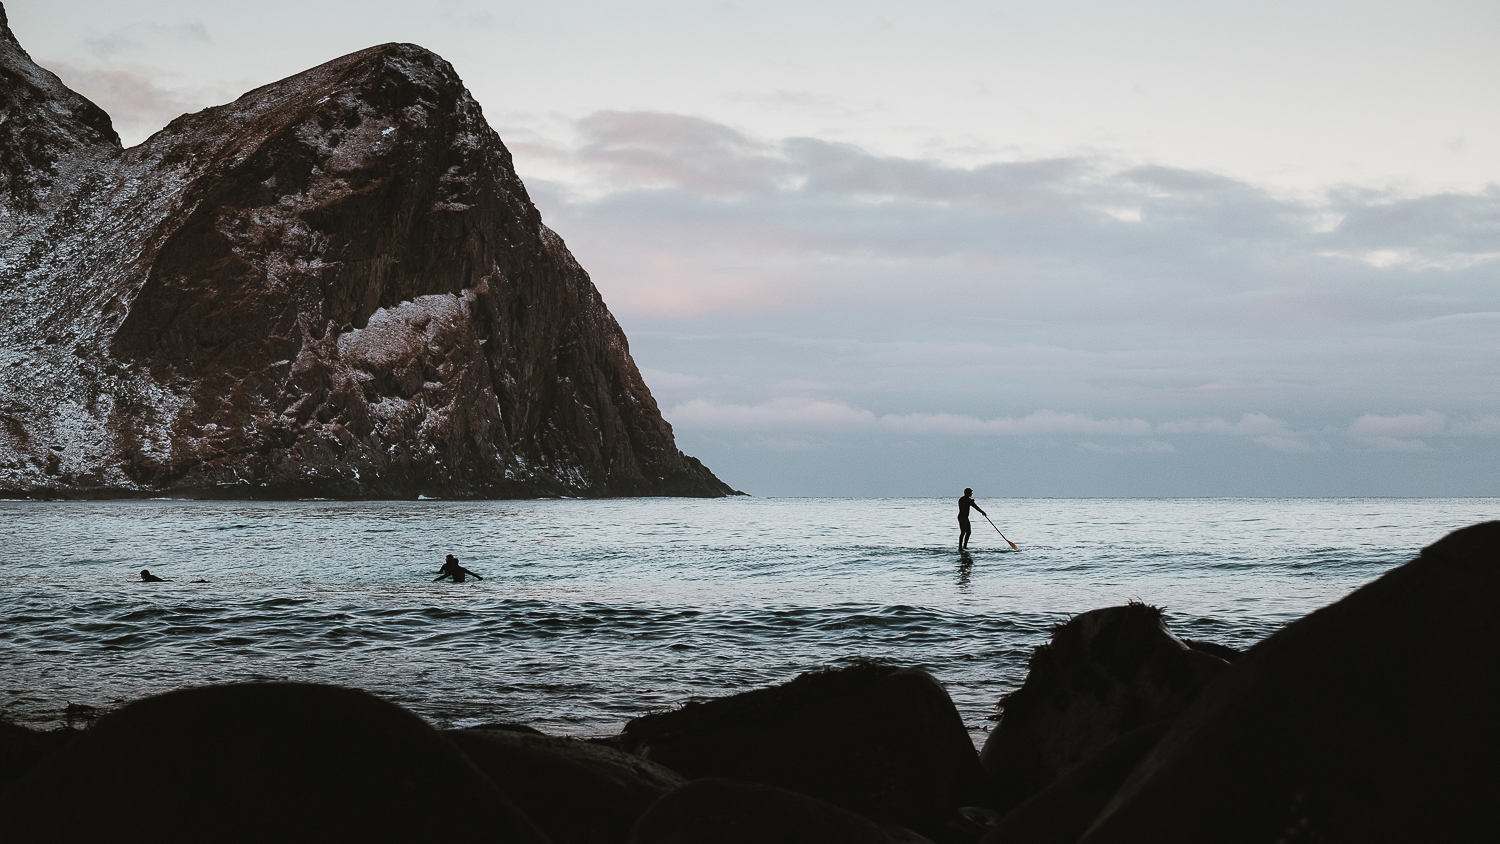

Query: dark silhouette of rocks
[444,727,686,844]
[0,682,549,842]
[1181,638,1241,662]
[629,778,933,844]
[980,721,1169,844]
[0,721,77,793]
[0,3,737,499]
[1077,520,1500,844]
[620,661,988,844]
[979,602,1230,813]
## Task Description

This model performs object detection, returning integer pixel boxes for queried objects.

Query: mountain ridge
[0,13,739,499]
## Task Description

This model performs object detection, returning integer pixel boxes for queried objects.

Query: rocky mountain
[0,6,738,499]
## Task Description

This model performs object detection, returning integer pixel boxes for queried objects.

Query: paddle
[983,513,1019,550]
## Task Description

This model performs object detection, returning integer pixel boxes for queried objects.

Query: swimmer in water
[140,569,167,582]
[434,554,483,583]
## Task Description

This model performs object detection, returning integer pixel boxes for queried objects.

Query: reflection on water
[1,496,1494,744]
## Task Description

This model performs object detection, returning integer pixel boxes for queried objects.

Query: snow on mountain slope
[0,6,737,499]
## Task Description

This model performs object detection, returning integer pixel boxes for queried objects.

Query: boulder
[980,602,1229,812]
[0,721,77,792]
[628,777,932,844]
[0,682,549,843]
[979,721,1169,844]
[620,662,988,843]
[1079,521,1500,843]
[445,727,685,844]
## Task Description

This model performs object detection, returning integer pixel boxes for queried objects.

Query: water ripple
[2,496,1494,742]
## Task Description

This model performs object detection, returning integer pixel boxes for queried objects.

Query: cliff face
[0,10,737,498]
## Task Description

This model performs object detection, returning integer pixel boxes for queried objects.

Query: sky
[8,0,1500,496]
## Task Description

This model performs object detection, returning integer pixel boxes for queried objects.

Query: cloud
[666,400,1318,443]
[666,399,1156,436]
[524,110,1500,328]
[1155,413,1291,436]
[1078,440,1175,454]
[885,410,1154,437]
[1150,414,1317,451]
[1324,187,1500,255]
[636,368,706,390]
[575,111,784,195]
[1449,416,1500,437]
[1343,411,1458,451]
[1316,248,1500,271]
[664,397,1336,455]
[1353,436,1434,453]
[1336,411,1500,450]
[507,111,1499,493]
[1347,411,1447,438]
[1253,436,1318,453]
[667,398,875,432]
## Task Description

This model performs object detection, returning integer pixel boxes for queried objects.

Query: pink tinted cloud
[576,111,785,195]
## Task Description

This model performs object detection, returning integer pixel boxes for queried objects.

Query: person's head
[964,488,973,496]
[140,569,150,577]
[446,555,457,564]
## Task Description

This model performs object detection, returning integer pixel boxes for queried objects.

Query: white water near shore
[2,497,1494,743]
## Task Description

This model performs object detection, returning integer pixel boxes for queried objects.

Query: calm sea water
[2,497,1494,743]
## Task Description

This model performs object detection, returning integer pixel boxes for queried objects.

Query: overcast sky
[9,0,1499,496]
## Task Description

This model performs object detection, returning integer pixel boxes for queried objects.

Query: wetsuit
[958,495,986,550]
[434,560,482,583]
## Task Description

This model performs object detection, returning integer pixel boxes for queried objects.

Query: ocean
[2,497,1494,744]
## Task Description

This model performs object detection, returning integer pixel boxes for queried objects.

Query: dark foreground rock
[0,3,736,499]
[0,721,76,792]
[1078,521,1500,844]
[0,683,549,843]
[980,602,1230,812]
[620,662,988,844]
[445,727,685,844]
[980,721,1170,844]
[629,777,933,844]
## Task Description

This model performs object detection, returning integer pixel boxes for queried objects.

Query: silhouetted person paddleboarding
[434,555,483,583]
[139,569,167,582]
[958,488,987,551]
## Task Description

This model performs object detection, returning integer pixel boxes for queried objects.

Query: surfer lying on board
[139,569,167,582]
[434,555,483,583]
[958,488,986,551]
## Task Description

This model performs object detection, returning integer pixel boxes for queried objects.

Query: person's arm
[464,568,483,580]
[433,573,448,581]
[975,504,987,517]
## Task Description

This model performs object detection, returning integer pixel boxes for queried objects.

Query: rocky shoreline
[3,521,1494,842]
